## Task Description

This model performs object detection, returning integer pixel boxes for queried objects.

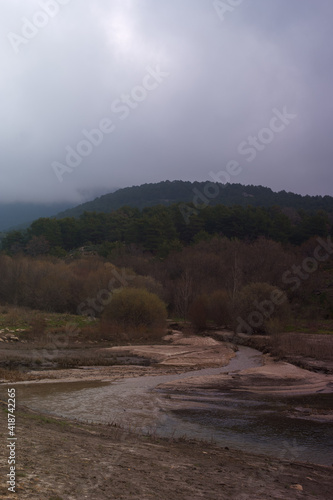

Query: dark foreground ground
[0,401,332,500]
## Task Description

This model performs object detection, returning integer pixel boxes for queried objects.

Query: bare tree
[174,269,193,321]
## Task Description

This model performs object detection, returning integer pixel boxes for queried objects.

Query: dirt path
[0,402,332,500]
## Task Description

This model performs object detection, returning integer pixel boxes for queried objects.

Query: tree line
[1,203,331,257]
[0,236,331,327]
[55,180,333,219]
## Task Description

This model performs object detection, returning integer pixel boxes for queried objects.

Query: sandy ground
[158,353,333,424]
[0,333,236,385]
[103,333,236,367]
[159,354,333,396]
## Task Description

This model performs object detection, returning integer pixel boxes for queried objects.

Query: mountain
[0,202,75,232]
[55,181,333,219]
[2,181,332,254]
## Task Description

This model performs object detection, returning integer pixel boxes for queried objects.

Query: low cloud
[0,0,332,204]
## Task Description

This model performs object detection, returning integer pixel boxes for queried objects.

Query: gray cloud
[0,0,332,204]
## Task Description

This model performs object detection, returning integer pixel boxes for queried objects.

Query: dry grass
[0,305,95,343]
[29,316,47,340]
[99,319,167,343]
[271,332,333,361]
[54,353,117,369]
[0,367,28,382]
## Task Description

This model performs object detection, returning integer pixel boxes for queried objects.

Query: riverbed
[11,345,333,466]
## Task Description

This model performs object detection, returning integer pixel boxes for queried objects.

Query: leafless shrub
[235,282,291,334]
[188,295,209,331]
[208,289,232,327]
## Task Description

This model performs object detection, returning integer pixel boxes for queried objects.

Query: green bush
[102,287,167,331]
[235,282,290,334]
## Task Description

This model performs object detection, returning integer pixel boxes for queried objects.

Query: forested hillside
[1,182,333,330]
[55,181,333,219]
[1,202,331,257]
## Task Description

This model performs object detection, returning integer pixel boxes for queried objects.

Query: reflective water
[162,392,333,466]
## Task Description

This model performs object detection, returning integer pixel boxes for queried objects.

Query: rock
[290,484,303,491]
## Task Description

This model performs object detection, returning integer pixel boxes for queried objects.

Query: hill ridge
[55,180,333,219]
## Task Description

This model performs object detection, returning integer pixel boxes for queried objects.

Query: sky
[0,0,332,205]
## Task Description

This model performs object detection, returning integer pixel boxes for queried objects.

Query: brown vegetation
[101,287,167,342]
[188,290,232,331]
[0,235,332,334]
[235,282,291,334]
[271,332,333,361]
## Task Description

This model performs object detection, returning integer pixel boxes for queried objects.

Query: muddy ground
[1,402,333,500]
[0,332,333,499]
[159,354,333,398]
[0,332,237,383]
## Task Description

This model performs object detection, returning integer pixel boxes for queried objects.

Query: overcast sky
[0,0,332,205]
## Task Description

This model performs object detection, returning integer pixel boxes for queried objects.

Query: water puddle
[163,392,333,466]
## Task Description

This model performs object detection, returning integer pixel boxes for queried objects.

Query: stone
[290,484,303,491]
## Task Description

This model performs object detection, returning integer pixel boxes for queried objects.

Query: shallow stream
[8,346,333,465]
